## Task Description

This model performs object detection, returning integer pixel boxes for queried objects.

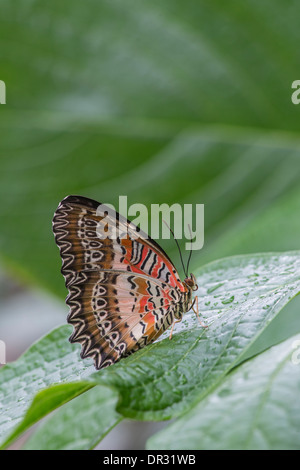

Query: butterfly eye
[184,276,198,291]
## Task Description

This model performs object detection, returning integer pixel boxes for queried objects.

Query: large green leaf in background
[1,0,300,298]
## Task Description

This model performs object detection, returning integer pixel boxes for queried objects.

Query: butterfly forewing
[52,195,189,369]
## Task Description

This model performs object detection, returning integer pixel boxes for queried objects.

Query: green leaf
[147,334,300,450]
[0,325,95,447]
[23,386,122,450]
[1,251,300,449]
[240,293,300,363]
[2,381,94,449]
[1,1,300,296]
[1,1,299,127]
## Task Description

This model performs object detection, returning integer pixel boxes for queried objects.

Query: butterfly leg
[192,296,208,328]
[169,319,182,340]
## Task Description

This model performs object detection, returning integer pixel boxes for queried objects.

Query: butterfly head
[184,273,198,292]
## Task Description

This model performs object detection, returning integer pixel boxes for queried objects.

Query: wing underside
[52,195,185,369]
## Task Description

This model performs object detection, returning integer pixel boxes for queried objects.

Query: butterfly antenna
[163,219,188,278]
[186,224,193,275]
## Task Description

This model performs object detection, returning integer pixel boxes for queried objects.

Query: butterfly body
[53,195,197,370]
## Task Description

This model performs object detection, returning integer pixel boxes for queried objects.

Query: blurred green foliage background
[1,1,300,347]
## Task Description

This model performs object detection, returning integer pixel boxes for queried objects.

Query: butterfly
[52,195,199,370]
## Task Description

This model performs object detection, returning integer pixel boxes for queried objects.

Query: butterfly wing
[52,195,187,369]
